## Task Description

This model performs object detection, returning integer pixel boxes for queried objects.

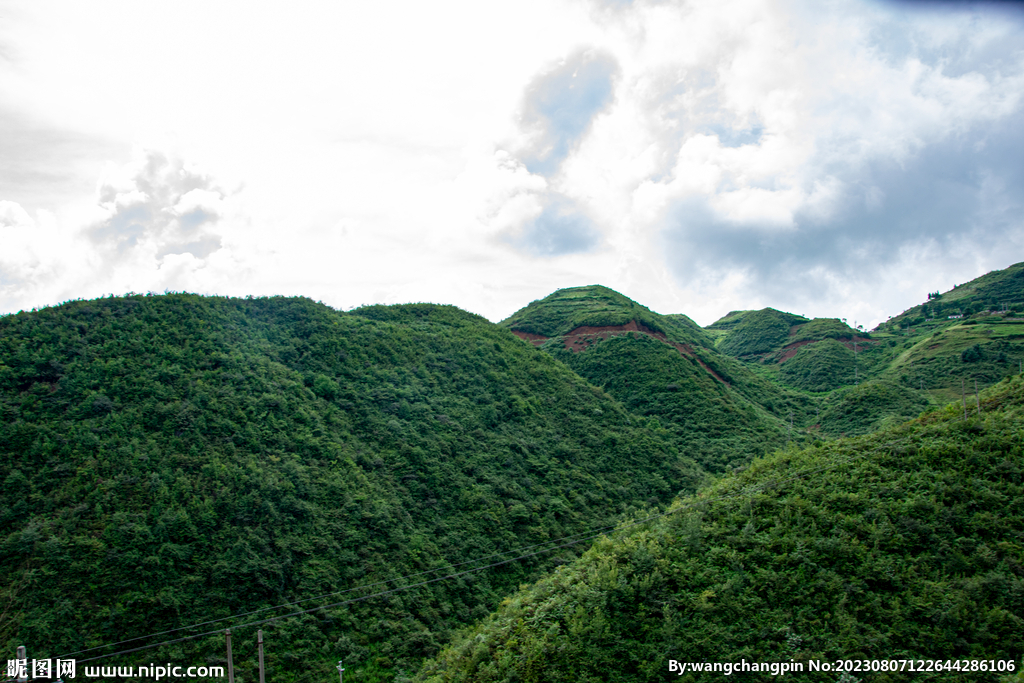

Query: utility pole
[975,379,981,415]
[258,630,266,683]
[225,630,235,683]
[337,660,345,683]
[962,378,967,420]
[16,645,27,683]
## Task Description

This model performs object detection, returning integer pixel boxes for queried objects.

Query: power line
[51,521,616,660]
[56,446,880,663]
[51,508,649,661]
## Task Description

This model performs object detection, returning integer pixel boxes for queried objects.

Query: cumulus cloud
[643,3,1024,321]
[0,148,245,314]
[2,0,1023,329]
[488,49,620,258]
[89,151,225,260]
[0,200,76,311]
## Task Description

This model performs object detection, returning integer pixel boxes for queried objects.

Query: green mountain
[501,286,815,472]
[0,294,708,682]
[708,308,860,361]
[889,261,1024,326]
[415,376,1024,683]
[4,264,1024,683]
[699,264,1024,436]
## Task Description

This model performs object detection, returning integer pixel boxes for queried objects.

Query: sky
[1,0,1023,328]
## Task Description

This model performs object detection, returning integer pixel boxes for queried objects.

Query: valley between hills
[2,263,1023,682]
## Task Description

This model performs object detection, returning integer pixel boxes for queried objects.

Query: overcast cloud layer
[1,0,1023,328]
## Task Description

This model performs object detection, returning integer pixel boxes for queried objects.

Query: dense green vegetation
[817,380,931,437]
[5,263,1024,682]
[778,339,856,392]
[715,308,807,358]
[415,377,1024,683]
[547,334,788,472]
[0,294,708,682]
[501,287,819,467]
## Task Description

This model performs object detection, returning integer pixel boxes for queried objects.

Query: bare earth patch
[515,320,731,386]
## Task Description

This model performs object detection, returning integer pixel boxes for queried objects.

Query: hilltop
[866,263,1024,403]
[501,286,815,472]
[416,375,1024,682]
[887,261,1024,326]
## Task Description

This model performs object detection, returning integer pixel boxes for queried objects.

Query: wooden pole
[16,645,27,683]
[258,629,266,683]
[975,379,981,415]
[226,630,234,683]
[962,378,967,420]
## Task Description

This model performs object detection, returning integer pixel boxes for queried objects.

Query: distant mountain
[700,262,1024,433]
[888,260,1024,326]
[415,375,1024,682]
[864,262,1024,403]
[708,307,862,361]
[500,285,713,348]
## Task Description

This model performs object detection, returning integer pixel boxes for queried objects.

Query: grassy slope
[889,261,1024,326]
[416,377,1024,683]
[0,294,709,682]
[873,261,1024,399]
[881,321,1024,401]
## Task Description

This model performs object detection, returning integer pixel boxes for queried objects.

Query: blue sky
[1,0,1023,327]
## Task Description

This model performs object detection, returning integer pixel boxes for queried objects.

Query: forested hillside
[501,286,815,471]
[702,263,1024,436]
[3,264,1024,683]
[0,294,707,682]
[416,376,1024,683]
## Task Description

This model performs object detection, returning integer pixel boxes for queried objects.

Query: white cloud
[0,0,1022,330]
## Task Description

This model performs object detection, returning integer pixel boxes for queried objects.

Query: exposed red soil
[777,339,816,363]
[565,320,663,337]
[669,341,731,385]
[511,330,548,346]
[556,321,730,386]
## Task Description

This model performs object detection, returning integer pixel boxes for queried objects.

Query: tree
[961,344,982,363]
